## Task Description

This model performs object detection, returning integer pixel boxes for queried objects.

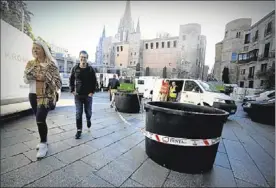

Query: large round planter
[144,102,229,174]
[115,92,141,113]
[249,101,275,125]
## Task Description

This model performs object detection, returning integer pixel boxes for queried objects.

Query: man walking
[69,50,97,139]
[108,74,120,108]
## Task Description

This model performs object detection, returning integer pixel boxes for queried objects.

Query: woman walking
[23,40,62,159]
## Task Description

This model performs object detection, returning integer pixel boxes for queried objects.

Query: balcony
[258,52,275,61]
[237,49,259,64]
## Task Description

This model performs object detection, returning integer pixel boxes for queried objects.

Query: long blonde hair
[33,40,57,66]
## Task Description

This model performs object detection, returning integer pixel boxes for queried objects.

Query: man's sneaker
[110,104,113,108]
[75,131,82,139]
[87,121,91,132]
[36,142,48,150]
[36,143,48,159]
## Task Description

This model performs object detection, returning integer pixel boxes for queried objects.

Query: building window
[244,46,249,51]
[249,81,254,88]
[134,61,136,64]
[265,21,272,36]
[261,63,267,72]
[120,46,123,51]
[117,54,119,57]
[120,64,122,66]
[253,30,258,42]
[236,32,241,38]
[113,46,115,51]
[130,61,132,64]
[156,42,159,49]
[162,42,165,48]
[107,54,109,58]
[145,43,148,49]
[260,80,265,86]
[167,41,170,48]
[264,43,270,58]
[241,69,246,75]
[239,81,244,88]
[173,41,177,47]
[183,35,186,40]
[225,31,228,38]
[249,66,255,78]
[244,33,250,44]
[150,42,153,49]
[117,46,119,52]
[134,52,136,55]
[131,52,132,56]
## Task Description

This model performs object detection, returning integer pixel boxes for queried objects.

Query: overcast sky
[26,1,274,71]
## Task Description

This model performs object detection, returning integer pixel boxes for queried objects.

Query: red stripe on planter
[155,135,160,142]
[203,140,209,146]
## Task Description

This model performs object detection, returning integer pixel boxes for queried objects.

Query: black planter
[115,92,142,113]
[249,101,275,125]
[144,102,229,174]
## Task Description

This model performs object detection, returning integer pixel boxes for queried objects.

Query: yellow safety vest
[169,86,177,98]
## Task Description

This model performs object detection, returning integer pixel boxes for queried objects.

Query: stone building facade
[237,11,275,89]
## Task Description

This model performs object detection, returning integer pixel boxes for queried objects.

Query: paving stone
[223,139,254,164]
[23,139,40,150]
[25,160,96,187]
[96,156,143,186]
[202,165,237,187]
[23,149,37,162]
[86,135,118,150]
[241,140,275,187]
[1,156,65,187]
[251,134,275,159]
[214,152,231,169]
[122,145,148,163]
[235,178,259,187]
[75,174,114,187]
[54,144,97,164]
[229,158,269,187]
[1,129,33,139]
[48,127,64,135]
[120,178,145,187]
[81,148,122,170]
[131,159,169,187]
[1,133,37,148]
[164,171,204,187]
[218,139,226,153]
[59,123,75,131]
[1,154,31,174]
[64,133,95,147]
[221,126,239,141]
[1,143,30,159]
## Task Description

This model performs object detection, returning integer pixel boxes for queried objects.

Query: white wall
[1,20,33,103]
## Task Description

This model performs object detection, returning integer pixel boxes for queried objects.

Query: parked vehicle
[152,79,237,115]
[243,96,275,114]
[242,90,275,106]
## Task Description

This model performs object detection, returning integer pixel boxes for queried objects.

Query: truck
[1,20,61,118]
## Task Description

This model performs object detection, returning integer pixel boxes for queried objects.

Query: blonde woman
[23,40,62,159]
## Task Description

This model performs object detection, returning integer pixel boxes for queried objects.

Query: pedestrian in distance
[69,50,97,139]
[23,40,62,159]
[108,74,120,108]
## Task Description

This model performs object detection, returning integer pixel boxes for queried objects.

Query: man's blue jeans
[75,95,92,131]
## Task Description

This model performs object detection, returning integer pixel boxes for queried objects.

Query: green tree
[222,67,230,84]
[1,0,35,40]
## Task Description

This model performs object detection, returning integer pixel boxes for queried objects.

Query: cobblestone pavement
[1,92,275,187]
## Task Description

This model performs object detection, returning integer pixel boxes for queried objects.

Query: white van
[152,79,237,115]
[135,76,160,98]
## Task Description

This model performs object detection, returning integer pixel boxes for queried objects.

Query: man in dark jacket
[69,50,96,139]
[108,74,120,108]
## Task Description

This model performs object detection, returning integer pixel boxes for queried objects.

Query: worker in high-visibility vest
[169,82,178,102]
[159,80,170,101]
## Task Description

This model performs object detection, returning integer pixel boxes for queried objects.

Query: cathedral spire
[136,18,140,33]
[102,25,105,37]
[123,0,131,20]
